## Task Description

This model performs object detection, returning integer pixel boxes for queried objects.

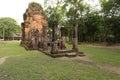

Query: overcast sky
[0,0,100,24]
[0,0,44,24]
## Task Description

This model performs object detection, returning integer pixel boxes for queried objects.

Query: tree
[44,0,120,45]
[0,17,20,40]
[82,11,101,42]
[100,0,120,43]
[64,0,90,51]
[45,0,66,27]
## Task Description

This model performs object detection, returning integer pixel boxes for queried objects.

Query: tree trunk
[72,23,78,52]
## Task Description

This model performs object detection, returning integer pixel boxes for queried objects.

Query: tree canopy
[45,0,120,44]
[0,17,21,39]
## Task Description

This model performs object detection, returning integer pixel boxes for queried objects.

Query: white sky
[0,0,100,24]
[84,0,100,10]
[0,0,44,24]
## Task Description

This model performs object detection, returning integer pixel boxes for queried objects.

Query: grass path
[59,56,120,76]
[75,58,120,76]
[79,45,120,67]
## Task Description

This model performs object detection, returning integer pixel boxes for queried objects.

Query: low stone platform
[20,44,85,58]
[39,49,85,58]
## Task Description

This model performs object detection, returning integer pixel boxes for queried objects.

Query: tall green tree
[0,17,20,40]
[64,0,90,51]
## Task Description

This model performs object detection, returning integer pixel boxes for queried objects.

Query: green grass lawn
[67,44,120,67]
[79,45,120,67]
[0,41,120,80]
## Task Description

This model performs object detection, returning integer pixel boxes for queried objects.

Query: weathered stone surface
[51,20,58,54]
[21,2,47,49]
[60,27,66,49]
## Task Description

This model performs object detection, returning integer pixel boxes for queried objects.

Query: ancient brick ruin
[21,2,85,57]
[21,2,47,49]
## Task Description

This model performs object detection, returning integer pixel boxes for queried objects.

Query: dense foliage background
[45,0,120,44]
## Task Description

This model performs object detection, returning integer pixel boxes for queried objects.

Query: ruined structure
[21,2,47,50]
[21,2,85,57]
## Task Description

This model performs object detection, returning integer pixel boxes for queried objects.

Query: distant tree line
[44,0,120,44]
[0,17,21,40]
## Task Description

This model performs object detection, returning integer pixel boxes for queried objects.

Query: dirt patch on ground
[97,64,120,76]
[58,55,120,76]
[58,53,91,62]
[0,56,9,65]
[0,55,20,65]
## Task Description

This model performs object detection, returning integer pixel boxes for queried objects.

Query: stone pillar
[51,20,58,54]
[43,25,48,50]
[38,35,43,48]
[21,23,25,41]
[60,27,66,49]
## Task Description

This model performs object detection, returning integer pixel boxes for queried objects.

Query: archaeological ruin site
[20,2,85,57]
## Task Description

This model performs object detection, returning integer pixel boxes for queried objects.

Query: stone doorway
[29,28,39,49]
